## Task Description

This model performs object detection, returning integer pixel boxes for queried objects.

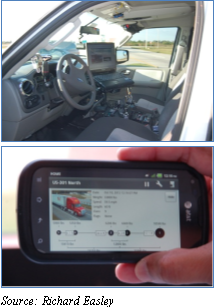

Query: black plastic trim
[17,160,209,264]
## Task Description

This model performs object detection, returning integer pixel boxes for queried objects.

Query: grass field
[128,46,173,55]
[2,43,173,54]
[126,63,156,67]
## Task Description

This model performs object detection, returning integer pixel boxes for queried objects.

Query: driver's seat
[74,93,181,142]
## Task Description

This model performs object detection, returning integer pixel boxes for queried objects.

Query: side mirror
[116,49,129,64]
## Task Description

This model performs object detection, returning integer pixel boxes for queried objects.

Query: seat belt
[171,42,186,76]
[161,69,171,103]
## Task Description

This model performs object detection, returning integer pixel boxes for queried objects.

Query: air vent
[19,79,34,96]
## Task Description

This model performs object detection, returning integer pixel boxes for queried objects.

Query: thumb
[135,243,212,285]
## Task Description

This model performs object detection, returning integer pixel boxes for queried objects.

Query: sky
[131,27,178,42]
[2,1,65,42]
[2,1,128,48]
[3,1,178,43]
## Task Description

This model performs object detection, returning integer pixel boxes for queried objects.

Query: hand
[115,147,212,285]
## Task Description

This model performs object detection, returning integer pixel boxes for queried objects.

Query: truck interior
[2,1,203,142]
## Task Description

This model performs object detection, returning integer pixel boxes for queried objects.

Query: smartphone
[17,160,208,264]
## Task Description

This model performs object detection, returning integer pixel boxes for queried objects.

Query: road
[52,205,92,221]
[121,47,171,67]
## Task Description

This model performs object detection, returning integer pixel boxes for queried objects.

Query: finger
[117,147,212,177]
[115,263,142,284]
[204,177,213,241]
[206,176,213,194]
[117,244,212,285]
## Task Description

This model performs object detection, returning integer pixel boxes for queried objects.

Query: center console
[92,89,160,132]
[78,79,159,132]
[76,43,159,133]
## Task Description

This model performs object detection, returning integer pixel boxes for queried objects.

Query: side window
[123,27,178,68]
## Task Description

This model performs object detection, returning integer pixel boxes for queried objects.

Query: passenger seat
[135,68,186,114]
[134,42,188,113]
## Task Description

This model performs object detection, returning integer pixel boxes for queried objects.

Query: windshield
[38,12,131,60]
[2,1,65,53]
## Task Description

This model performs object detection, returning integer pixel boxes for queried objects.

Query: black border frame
[17,160,209,264]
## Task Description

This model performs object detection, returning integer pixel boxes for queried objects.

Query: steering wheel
[56,54,96,110]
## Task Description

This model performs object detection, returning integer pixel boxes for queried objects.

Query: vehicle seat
[133,47,188,113]
[134,70,186,114]
[74,93,181,142]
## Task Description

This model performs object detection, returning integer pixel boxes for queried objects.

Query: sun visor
[123,5,192,21]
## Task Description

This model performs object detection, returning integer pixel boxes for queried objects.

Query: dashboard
[2,57,70,141]
[10,57,64,113]
[2,50,133,141]
[6,51,132,112]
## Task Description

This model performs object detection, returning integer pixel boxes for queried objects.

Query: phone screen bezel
[17,160,208,264]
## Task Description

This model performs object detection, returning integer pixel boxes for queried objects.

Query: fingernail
[135,260,151,282]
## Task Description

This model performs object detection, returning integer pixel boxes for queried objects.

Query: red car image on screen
[52,194,86,217]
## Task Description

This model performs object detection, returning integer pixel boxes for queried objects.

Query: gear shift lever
[126,87,134,104]
[42,55,52,87]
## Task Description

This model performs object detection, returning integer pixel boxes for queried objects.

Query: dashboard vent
[19,79,34,96]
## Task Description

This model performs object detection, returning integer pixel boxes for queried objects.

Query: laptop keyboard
[94,72,123,82]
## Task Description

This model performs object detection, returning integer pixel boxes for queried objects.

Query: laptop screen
[87,43,116,73]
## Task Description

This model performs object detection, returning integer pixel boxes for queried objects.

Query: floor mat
[24,127,54,141]
[52,124,83,141]
[24,125,84,141]
[24,115,92,141]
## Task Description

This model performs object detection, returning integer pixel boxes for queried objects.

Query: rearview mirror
[80,26,100,35]
[116,49,129,64]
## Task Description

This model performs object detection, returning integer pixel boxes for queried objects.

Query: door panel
[133,69,166,87]
[116,27,178,104]
[118,66,170,103]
